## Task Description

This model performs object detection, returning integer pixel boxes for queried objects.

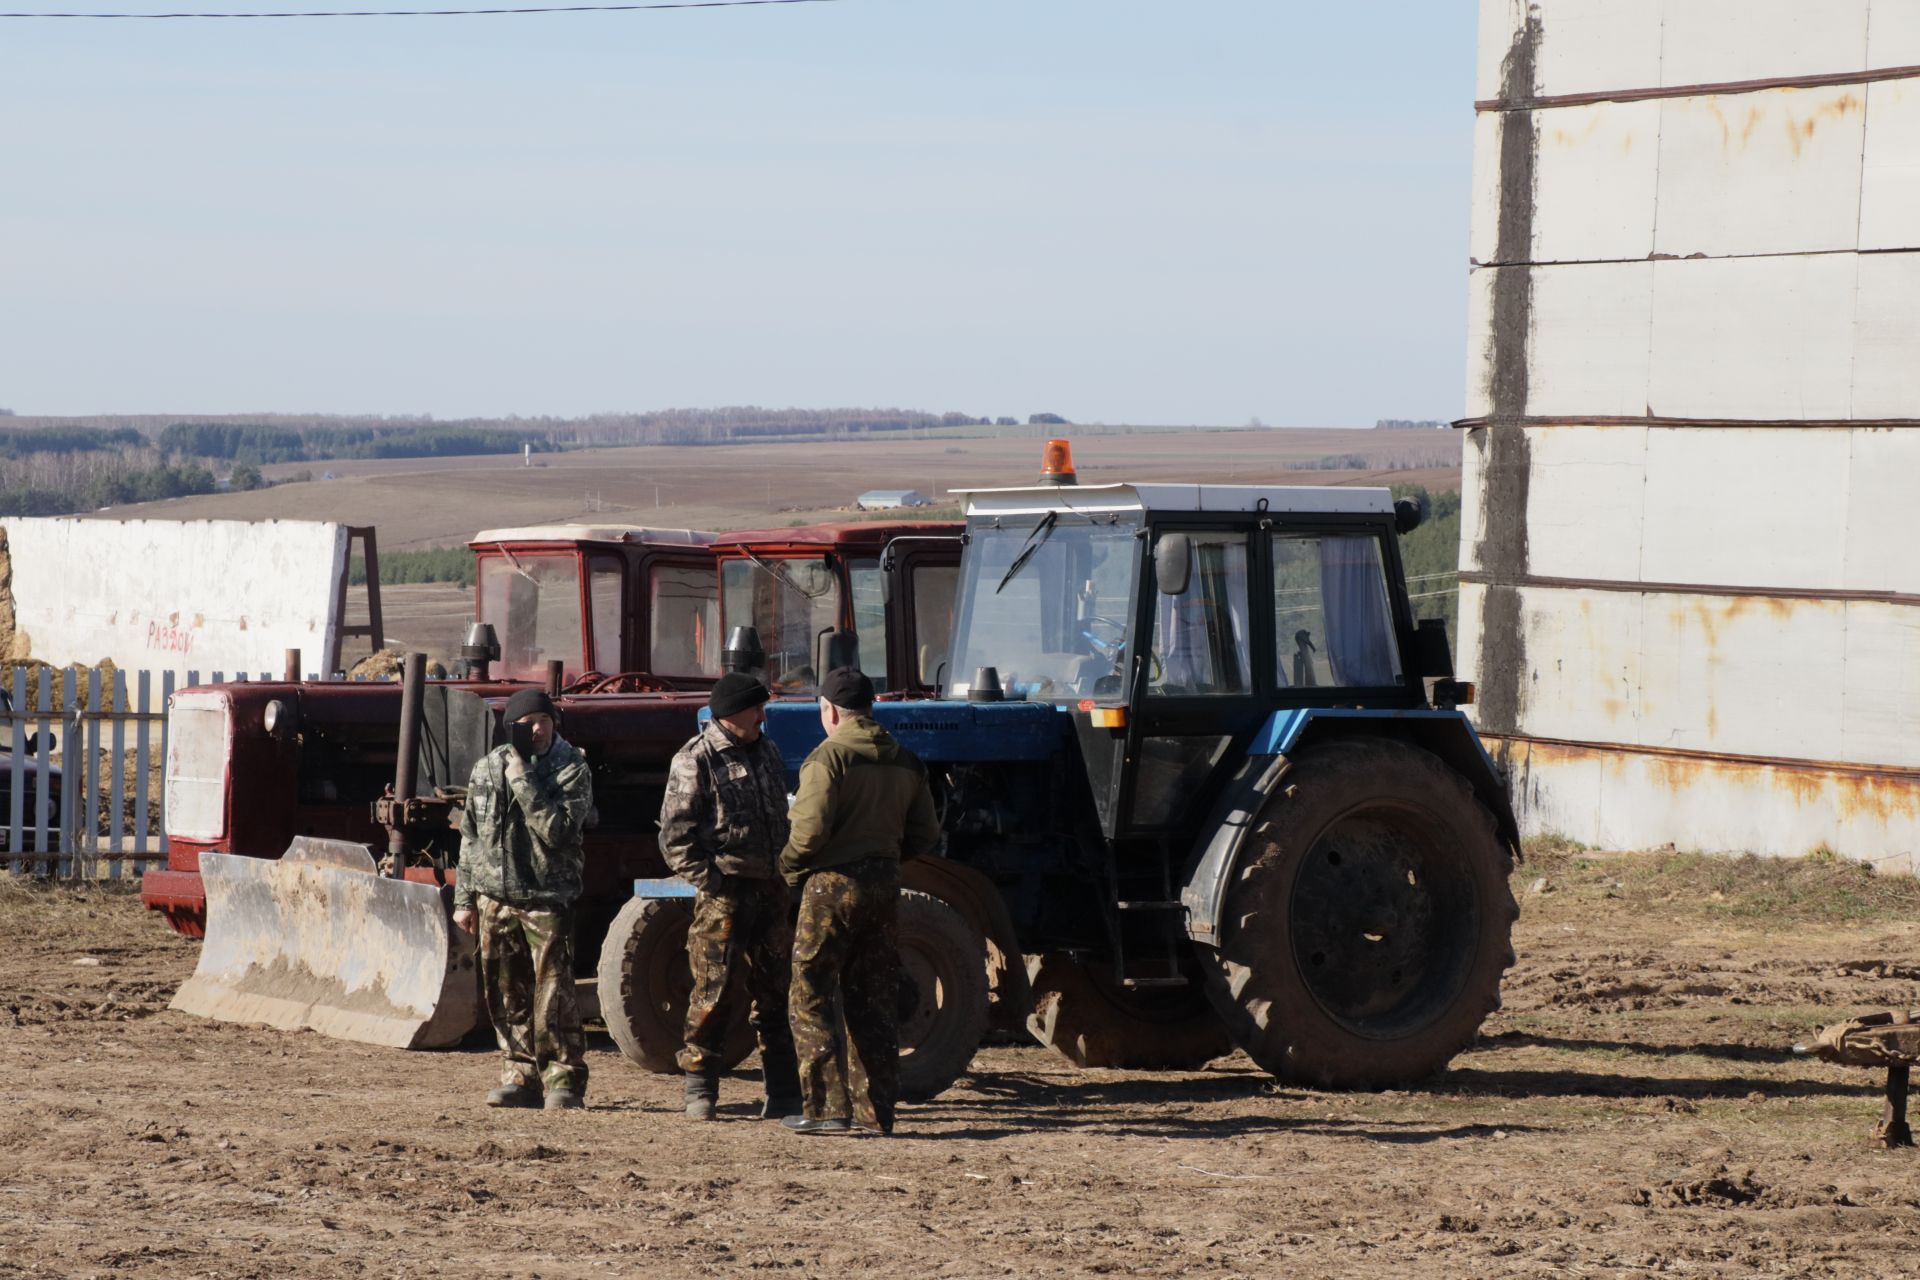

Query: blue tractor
[604,443,1520,1097]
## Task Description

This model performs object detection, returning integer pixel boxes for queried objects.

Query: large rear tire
[897,889,990,1102]
[1200,737,1517,1089]
[596,896,755,1075]
[1025,952,1233,1070]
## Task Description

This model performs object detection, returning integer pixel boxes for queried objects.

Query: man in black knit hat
[658,672,801,1121]
[452,688,595,1110]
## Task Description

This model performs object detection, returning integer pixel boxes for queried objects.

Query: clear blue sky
[0,1,1476,425]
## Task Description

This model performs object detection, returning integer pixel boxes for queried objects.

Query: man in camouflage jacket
[780,668,941,1136]
[452,688,595,1111]
[659,672,801,1121]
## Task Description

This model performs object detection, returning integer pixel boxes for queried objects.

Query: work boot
[761,1094,804,1120]
[760,1049,803,1120]
[683,1071,719,1121]
[544,1089,585,1111]
[780,1114,850,1135]
[486,1084,542,1109]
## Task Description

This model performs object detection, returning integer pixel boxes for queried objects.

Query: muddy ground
[4,846,1920,1279]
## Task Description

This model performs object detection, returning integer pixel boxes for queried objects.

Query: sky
[0,1,1478,426]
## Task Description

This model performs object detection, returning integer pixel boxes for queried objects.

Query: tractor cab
[468,526,718,687]
[712,521,962,697]
[945,442,1443,837]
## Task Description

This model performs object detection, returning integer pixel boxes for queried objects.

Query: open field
[102,428,1462,551]
[5,845,1920,1278]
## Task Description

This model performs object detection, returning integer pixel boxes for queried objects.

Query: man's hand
[504,750,530,783]
[452,908,477,934]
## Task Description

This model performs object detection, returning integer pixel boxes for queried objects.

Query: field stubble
[6,845,1917,1278]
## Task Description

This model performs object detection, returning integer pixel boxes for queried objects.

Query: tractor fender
[1179,708,1519,947]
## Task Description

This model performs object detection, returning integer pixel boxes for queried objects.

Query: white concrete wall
[4,519,349,675]
[1466,1,1920,860]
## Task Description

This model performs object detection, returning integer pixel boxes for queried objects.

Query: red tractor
[153,519,962,1056]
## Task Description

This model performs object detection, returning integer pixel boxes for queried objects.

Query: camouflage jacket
[454,737,594,912]
[659,719,791,890]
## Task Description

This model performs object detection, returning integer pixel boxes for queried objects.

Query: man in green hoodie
[779,668,941,1136]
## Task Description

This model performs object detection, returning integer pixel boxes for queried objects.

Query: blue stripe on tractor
[1250,706,1497,764]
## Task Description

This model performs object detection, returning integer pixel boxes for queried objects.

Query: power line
[1,1,839,17]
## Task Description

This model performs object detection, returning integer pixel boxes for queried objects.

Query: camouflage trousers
[477,894,588,1095]
[789,857,900,1131]
[678,875,800,1093]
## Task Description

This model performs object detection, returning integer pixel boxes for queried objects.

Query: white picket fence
[2,667,346,880]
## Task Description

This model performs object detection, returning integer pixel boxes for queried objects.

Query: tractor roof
[468,525,716,548]
[711,520,961,553]
[956,482,1394,518]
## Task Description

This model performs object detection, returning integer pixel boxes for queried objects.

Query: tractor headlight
[264,699,297,740]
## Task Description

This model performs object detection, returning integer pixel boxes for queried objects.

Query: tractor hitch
[1798,1009,1920,1148]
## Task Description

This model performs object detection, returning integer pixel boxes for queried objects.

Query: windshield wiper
[995,511,1058,595]
[742,548,832,599]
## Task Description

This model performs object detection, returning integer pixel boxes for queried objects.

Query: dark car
[0,686,62,854]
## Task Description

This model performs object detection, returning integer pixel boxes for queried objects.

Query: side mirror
[1411,617,1454,678]
[1394,495,1426,534]
[818,629,860,674]
[25,731,52,755]
[1154,533,1192,596]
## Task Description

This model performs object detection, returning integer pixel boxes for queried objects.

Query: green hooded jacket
[779,714,941,885]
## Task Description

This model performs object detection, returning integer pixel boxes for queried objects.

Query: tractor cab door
[1106,521,1271,839]
[881,541,961,695]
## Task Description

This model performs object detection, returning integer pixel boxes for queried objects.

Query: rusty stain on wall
[1504,736,1920,833]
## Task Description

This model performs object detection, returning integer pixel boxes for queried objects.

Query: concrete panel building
[1461,1,1920,868]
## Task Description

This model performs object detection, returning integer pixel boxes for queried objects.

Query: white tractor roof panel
[470,525,717,547]
[959,482,1394,519]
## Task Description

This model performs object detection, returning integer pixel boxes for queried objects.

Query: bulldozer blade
[170,837,481,1050]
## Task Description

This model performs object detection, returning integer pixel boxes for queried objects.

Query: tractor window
[721,556,839,694]
[913,562,958,687]
[1271,533,1402,688]
[477,554,584,682]
[1148,532,1252,697]
[848,559,890,690]
[948,517,1140,702]
[649,562,719,677]
[588,557,624,674]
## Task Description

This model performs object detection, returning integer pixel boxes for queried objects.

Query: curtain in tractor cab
[1153,534,1250,695]
[1318,536,1400,686]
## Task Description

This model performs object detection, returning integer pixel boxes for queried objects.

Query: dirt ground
[5,845,1920,1279]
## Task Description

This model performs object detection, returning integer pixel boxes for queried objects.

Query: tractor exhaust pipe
[387,651,427,877]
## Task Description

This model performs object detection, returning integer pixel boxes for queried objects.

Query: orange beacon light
[1039,438,1078,485]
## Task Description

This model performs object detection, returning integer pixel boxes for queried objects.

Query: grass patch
[1518,842,1920,925]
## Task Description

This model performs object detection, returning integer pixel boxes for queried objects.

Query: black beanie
[502,688,557,725]
[709,672,771,719]
[820,667,875,712]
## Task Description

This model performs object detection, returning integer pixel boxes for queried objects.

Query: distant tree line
[158,422,557,464]
[349,547,476,588]
[0,407,1092,451]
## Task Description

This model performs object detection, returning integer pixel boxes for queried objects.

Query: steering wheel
[563,670,679,695]
[1079,614,1129,661]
